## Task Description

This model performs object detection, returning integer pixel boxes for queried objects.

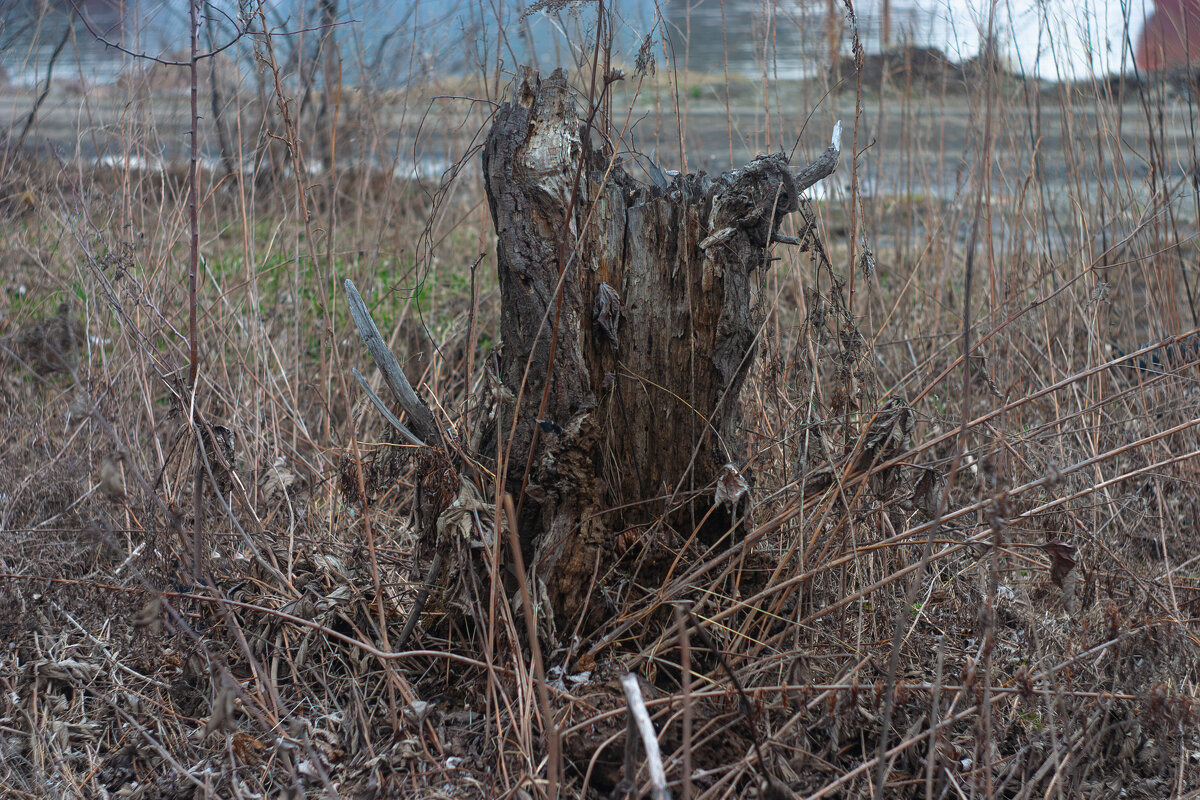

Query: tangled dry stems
[1,52,1200,800]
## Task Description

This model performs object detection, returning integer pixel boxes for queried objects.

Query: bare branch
[619,673,671,800]
[351,368,425,447]
[15,24,69,151]
[344,279,442,446]
[69,0,250,65]
[793,120,843,193]
[269,19,360,37]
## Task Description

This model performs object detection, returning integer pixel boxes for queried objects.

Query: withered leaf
[199,423,236,494]
[911,467,946,518]
[858,244,876,280]
[99,456,125,502]
[856,397,913,469]
[593,282,622,347]
[1040,540,1076,587]
[635,32,656,76]
[203,683,236,737]
[802,464,835,498]
[134,597,163,634]
[715,463,750,509]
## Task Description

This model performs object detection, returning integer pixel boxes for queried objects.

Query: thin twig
[619,673,671,800]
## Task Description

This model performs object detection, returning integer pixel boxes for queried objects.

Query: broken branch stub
[480,68,838,632]
[344,278,441,447]
[793,119,842,193]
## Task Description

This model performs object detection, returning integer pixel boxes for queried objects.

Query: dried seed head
[635,33,656,76]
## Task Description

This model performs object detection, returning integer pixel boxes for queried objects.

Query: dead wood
[345,67,841,638]
[475,67,839,632]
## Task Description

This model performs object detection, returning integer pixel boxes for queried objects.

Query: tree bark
[481,68,834,633]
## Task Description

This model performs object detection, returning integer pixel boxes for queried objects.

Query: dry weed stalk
[0,2,1198,798]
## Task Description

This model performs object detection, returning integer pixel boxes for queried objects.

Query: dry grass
[1,5,1199,799]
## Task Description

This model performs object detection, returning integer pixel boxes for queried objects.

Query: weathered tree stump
[479,69,840,633]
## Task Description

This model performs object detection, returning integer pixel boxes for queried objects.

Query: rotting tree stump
[478,68,841,633]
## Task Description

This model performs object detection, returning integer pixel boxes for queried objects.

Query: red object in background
[1136,0,1200,70]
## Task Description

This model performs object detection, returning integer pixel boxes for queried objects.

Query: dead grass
[0,7,1199,800]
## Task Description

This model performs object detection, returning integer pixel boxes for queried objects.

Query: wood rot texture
[482,68,802,631]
